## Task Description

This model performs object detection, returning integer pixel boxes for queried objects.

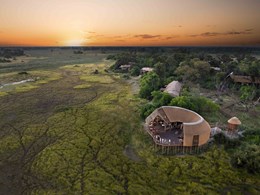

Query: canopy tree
[139,72,160,99]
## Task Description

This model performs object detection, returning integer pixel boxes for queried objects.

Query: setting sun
[64,39,85,46]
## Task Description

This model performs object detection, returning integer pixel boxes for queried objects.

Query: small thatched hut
[119,64,132,71]
[164,81,182,97]
[141,67,154,74]
[227,117,241,132]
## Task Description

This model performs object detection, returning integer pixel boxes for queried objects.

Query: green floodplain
[0,48,259,194]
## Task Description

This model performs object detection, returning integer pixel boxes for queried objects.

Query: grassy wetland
[0,48,259,194]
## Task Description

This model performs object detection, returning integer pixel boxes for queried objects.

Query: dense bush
[130,66,141,76]
[140,91,173,119]
[109,53,136,70]
[242,127,260,145]
[169,96,220,115]
[140,104,156,119]
[139,72,160,99]
[140,93,220,119]
[214,132,242,148]
[151,91,173,107]
[240,85,258,102]
[175,59,211,83]
[169,96,196,110]
[231,144,260,174]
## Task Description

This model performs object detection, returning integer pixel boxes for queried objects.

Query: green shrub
[231,144,260,174]
[151,91,173,107]
[242,127,260,145]
[214,132,242,148]
[130,66,141,76]
[169,96,220,115]
[169,96,197,111]
[140,104,156,119]
[139,72,160,99]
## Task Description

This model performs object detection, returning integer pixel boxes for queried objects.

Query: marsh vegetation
[0,48,259,194]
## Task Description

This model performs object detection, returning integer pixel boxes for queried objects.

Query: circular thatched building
[145,106,211,154]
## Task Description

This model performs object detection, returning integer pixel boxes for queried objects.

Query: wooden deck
[156,130,183,145]
[145,122,209,155]
[146,123,183,146]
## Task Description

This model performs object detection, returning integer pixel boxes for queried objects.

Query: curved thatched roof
[145,106,211,146]
[228,117,241,125]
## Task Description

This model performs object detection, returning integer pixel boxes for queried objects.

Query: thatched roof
[230,74,260,84]
[228,117,241,125]
[164,81,182,97]
[145,106,211,146]
[120,64,131,69]
[141,67,154,72]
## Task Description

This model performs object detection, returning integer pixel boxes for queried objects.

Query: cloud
[200,32,220,37]
[189,29,253,37]
[189,34,201,37]
[133,34,161,39]
[83,32,180,45]
[164,35,179,40]
[86,34,104,39]
[226,30,253,35]
[133,34,179,40]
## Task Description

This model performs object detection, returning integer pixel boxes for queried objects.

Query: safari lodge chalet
[145,106,211,154]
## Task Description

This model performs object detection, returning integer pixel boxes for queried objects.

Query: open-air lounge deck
[147,121,183,146]
[145,106,211,154]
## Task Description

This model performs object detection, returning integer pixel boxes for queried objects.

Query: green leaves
[169,96,220,115]
[239,85,257,102]
[175,59,211,83]
[231,144,260,174]
[139,72,160,99]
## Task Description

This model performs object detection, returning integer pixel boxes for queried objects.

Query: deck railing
[144,123,210,155]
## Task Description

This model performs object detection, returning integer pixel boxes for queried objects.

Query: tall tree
[154,62,166,85]
[139,72,160,99]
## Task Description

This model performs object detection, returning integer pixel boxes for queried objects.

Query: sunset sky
[0,0,259,46]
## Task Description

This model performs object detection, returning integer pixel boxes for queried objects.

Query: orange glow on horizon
[0,0,259,46]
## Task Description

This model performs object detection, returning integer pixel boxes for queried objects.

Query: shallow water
[0,79,34,89]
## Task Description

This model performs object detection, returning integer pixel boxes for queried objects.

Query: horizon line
[0,45,260,48]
